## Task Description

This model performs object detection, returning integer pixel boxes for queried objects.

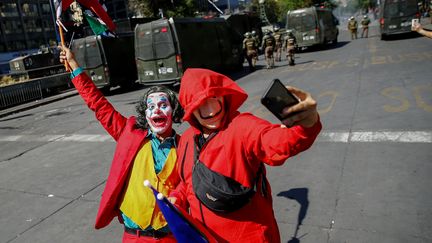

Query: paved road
[0,24,431,243]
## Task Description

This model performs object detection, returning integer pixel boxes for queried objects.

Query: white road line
[0,131,431,143]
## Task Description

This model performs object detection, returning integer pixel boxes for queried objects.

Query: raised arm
[59,46,127,141]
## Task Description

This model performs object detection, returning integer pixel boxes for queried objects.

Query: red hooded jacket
[171,68,322,242]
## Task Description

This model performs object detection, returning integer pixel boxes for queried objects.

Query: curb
[0,89,78,119]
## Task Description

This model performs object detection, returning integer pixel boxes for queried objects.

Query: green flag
[84,13,108,35]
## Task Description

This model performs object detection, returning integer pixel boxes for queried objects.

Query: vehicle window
[135,25,154,60]
[153,27,175,59]
[72,40,102,69]
[384,0,418,17]
[288,13,316,31]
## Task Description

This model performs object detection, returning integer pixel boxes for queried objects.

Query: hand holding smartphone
[261,79,300,121]
[411,18,419,30]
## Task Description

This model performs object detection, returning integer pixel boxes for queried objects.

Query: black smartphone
[261,79,300,121]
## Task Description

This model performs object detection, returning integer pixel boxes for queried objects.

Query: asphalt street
[0,18,432,243]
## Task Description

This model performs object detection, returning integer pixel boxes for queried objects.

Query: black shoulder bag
[191,134,267,213]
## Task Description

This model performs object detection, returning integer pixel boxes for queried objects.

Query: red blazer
[71,73,148,229]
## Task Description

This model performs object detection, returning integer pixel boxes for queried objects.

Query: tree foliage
[128,0,198,18]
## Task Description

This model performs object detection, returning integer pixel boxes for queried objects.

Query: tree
[250,0,283,24]
[128,0,198,18]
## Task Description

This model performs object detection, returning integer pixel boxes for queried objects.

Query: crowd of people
[59,39,321,242]
[242,27,297,71]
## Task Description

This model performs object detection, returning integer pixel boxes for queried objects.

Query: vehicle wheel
[380,34,386,40]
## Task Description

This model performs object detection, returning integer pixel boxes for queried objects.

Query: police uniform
[361,16,371,38]
[261,31,276,69]
[273,29,283,62]
[284,32,297,65]
[348,17,358,40]
[243,33,258,71]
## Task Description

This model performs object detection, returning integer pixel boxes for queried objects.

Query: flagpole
[57,19,70,72]
[49,0,60,45]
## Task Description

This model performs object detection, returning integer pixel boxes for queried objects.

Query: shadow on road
[299,41,350,53]
[277,188,309,243]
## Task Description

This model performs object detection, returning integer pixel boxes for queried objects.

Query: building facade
[0,0,57,52]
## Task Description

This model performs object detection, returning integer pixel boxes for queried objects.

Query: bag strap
[193,133,269,197]
[180,142,188,182]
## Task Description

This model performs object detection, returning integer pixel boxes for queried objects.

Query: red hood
[179,68,248,129]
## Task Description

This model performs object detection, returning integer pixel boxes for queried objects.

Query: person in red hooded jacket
[169,68,322,242]
[59,46,184,242]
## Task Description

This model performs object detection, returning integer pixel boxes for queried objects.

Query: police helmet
[350,16,354,20]
[251,30,257,36]
[274,26,280,32]
[363,15,367,18]
[245,32,252,38]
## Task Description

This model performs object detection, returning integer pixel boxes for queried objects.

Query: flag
[144,181,218,243]
[53,0,62,19]
[84,13,108,35]
[70,0,116,32]
[61,0,75,12]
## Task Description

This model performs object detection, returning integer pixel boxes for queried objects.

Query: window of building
[3,20,23,34]
[41,3,51,15]
[25,19,42,32]
[0,3,19,17]
[42,19,54,31]
[21,3,38,17]
[28,39,41,49]
[9,41,26,51]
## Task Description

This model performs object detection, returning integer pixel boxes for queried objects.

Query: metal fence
[0,73,71,109]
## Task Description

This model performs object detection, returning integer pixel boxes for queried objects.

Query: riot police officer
[284,30,297,66]
[261,30,276,69]
[361,15,371,38]
[242,32,258,72]
[273,26,283,62]
[347,16,358,40]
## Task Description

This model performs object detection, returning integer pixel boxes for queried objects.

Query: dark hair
[135,86,184,130]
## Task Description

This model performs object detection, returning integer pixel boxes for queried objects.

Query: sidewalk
[0,89,78,119]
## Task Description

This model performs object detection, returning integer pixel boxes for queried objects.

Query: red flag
[61,0,74,11]
[62,0,116,32]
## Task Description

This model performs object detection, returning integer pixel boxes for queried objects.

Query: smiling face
[145,92,173,138]
[193,96,225,133]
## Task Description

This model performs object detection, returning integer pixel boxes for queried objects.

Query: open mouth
[151,116,167,127]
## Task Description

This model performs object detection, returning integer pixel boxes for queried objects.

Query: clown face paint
[193,96,225,132]
[145,92,173,136]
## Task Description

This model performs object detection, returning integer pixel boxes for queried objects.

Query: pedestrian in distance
[59,46,184,242]
[169,68,322,242]
[261,29,276,69]
[412,22,432,39]
[348,16,358,40]
[361,15,371,38]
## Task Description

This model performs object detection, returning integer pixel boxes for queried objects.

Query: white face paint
[193,96,225,131]
[145,92,173,136]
